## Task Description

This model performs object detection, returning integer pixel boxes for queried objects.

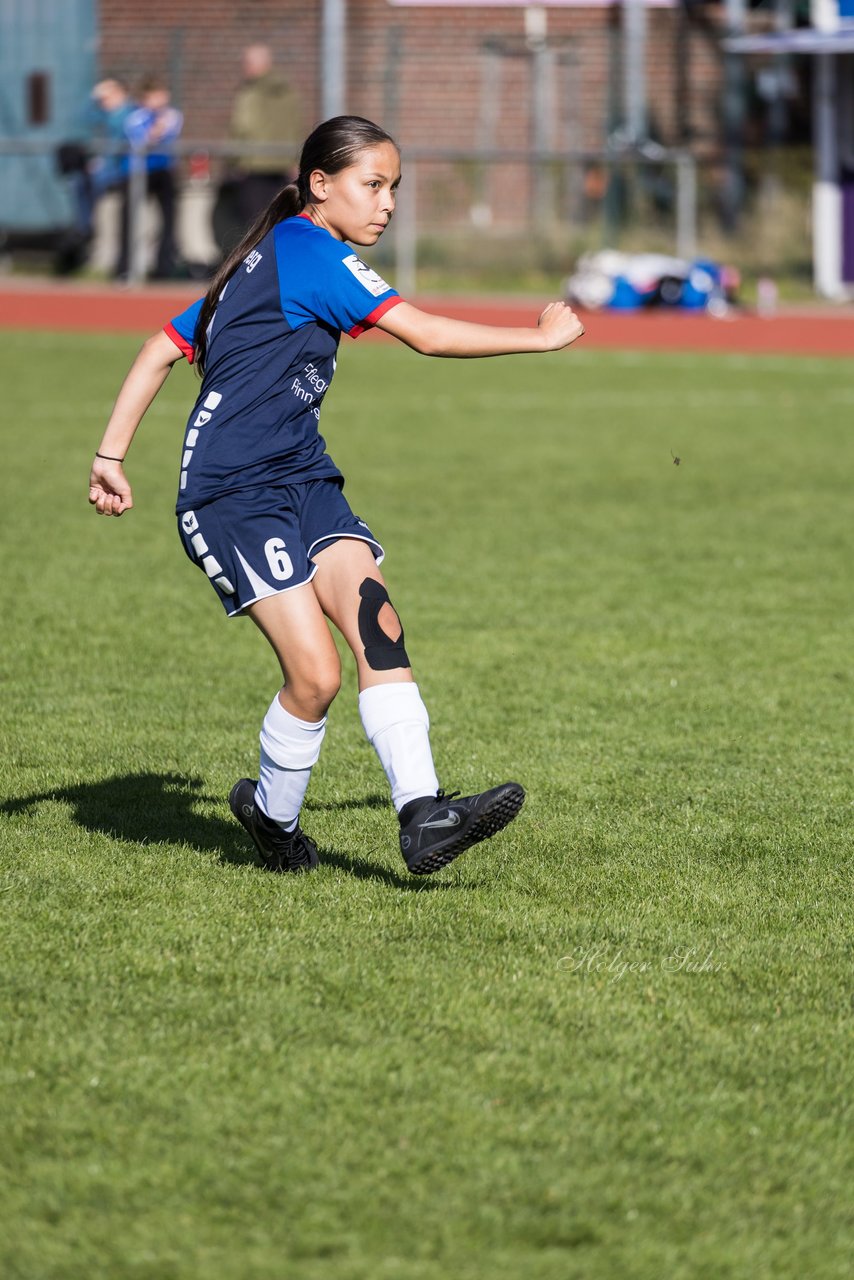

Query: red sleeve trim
[348,294,403,339]
[164,321,195,364]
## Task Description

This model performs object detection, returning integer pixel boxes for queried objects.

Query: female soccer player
[89,115,584,876]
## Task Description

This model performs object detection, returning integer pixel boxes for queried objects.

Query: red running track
[1,282,852,357]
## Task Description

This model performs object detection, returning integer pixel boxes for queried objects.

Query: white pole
[675,151,698,260]
[622,0,647,144]
[128,145,147,285]
[322,0,347,119]
[812,53,842,297]
[395,157,417,298]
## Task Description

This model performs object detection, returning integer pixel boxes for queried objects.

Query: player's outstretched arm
[375,299,584,358]
[89,329,185,517]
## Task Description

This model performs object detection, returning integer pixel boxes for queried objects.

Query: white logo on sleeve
[342,253,391,297]
[244,249,263,273]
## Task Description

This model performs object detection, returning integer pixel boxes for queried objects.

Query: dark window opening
[27,72,51,126]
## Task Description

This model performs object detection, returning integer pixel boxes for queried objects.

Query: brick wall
[98,0,727,155]
[98,0,320,142]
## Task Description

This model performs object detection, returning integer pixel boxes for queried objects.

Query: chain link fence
[0,137,815,297]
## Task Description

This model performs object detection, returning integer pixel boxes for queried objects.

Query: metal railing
[0,136,699,289]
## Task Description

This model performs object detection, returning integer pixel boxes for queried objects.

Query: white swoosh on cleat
[418,812,461,830]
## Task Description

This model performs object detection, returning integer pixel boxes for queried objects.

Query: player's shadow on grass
[0,773,458,890]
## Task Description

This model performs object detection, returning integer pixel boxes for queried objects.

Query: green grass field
[1,330,852,1279]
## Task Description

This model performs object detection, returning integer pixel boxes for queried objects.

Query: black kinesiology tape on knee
[358,579,411,671]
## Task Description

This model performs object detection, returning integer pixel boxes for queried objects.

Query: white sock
[358,682,440,813]
[256,695,327,830]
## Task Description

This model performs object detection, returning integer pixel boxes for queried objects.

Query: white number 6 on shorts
[264,537,295,581]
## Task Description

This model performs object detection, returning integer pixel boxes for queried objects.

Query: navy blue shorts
[177,478,384,617]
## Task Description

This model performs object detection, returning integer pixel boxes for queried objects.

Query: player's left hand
[89,458,134,516]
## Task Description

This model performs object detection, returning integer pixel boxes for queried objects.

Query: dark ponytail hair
[194,115,398,375]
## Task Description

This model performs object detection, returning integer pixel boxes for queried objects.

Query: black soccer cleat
[228,778,319,873]
[398,782,525,875]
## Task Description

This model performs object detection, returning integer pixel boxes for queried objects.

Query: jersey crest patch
[341,254,391,297]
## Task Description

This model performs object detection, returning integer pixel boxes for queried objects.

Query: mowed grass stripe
[1,332,851,1279]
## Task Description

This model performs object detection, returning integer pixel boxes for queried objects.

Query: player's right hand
[537,300,585,351]
[89,458,133,516]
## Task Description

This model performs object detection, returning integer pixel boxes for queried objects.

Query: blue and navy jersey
[125,105,183,173]
[165,214,401,512]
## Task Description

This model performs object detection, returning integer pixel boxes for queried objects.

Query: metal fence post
[127,144,147,284]
[322,0,347,119]
[395,157,416,298]
[675,151,697,261]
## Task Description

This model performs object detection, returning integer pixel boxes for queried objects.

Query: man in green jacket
[229,44,301,229]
